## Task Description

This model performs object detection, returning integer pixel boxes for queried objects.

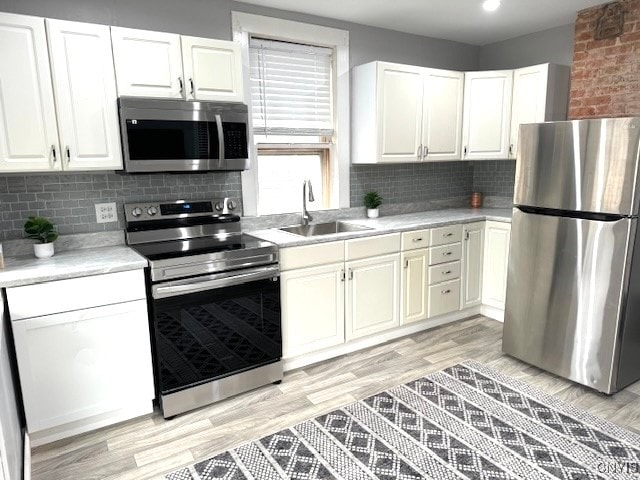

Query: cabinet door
[281,263,345,358]
[462,222,484,308]
[111,27,184,98]
[509,64,549,159]
[346,253,400,340]
[12,300,154,432]
[376,63,424,163]
[401,249,428,325]
[181,36,243,102]
[47,19,122,170]
[422,69,464,161]
[462,71,513,160]
[0,13,60,172]
[482,221,511,310]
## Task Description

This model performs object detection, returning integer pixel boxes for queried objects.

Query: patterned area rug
[165,360,640,479]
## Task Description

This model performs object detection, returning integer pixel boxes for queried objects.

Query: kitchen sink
[280,221,373,237]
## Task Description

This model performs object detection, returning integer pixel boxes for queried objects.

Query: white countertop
[249,207,512,247]
[0,245,148,288]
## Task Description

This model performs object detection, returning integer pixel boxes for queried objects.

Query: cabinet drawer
[428,261,461,285]
[280,241,344,271]
[345,233,400,261]
[401,229,430,250]
[7,269,146,320]
[428,279,461,317]
[430,225,462,246]
[429,243,462,265]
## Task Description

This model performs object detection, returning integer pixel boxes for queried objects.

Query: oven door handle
[152,265,279,299]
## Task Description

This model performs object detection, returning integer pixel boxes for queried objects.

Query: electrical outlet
[95,203,118,223]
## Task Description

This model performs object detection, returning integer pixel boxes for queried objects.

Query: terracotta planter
[34,242,54,259]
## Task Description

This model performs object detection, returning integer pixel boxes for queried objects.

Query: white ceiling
[234,0,606,45]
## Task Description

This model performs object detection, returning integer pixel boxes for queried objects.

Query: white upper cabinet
[462,70,513,160]
[376,63,424,163]
[422,69,464,161]
[352,62,463,164]
[47,19,122,170]
[111,30,243,102]
[509,63,570,158]
[181,36,244,102]
[0,13,60,172]
[111,27,184,99]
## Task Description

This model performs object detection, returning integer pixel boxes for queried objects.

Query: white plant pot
[367,208,379,219]
[34,242,54,259]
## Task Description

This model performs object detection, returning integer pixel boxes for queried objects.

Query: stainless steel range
[125,198,282,418]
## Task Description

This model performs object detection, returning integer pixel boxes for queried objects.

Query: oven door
[149,265,281,398]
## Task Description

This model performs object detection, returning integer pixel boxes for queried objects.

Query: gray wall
[478,23,575,69]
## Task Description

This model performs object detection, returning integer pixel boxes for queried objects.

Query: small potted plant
[24,216,59,259]
[364,191,383,218]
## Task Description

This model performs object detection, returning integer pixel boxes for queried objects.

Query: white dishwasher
[7,269,155,446]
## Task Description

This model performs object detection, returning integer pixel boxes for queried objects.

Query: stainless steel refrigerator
[503,117,640,394]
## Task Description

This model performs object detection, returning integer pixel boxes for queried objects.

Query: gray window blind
[250,37,333,137]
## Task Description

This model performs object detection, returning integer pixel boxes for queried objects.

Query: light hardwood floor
[30,316,640,480]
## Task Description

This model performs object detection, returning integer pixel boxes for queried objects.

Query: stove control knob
[214,202,224,212]
[131,207,143,217]
[147,206,158,216]
[227,200,237,211]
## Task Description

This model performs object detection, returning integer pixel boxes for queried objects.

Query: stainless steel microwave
[118,98,249,173]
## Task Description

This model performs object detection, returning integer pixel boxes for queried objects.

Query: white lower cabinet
[7,269,154,445]
[281,263,345,358]
[401,249,428,325]
[462,222,484,308]
[346,253,400,340]
[428,279,461,318]
[482,221,512,310]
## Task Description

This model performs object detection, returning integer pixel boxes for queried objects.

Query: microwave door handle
[215,114,224,167]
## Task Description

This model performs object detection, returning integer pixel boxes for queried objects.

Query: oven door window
[126,119,220,160]
[151,278,281,395]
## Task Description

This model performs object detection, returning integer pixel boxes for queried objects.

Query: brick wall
[569,0,640,118]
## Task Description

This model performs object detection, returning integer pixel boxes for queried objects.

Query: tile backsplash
[350,162,474,207]
[0,172,241,241]
[0,160,515,242]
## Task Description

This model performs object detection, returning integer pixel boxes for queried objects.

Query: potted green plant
[364,191,383,218]
[24,216,59,259]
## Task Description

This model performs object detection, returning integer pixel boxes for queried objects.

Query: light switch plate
[95,203,118,223]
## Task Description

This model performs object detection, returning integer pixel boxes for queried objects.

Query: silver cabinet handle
[424,146,429,158]
[509,143,514,157]
[441,289,451,294]
[417,145,422,160]
[442,270,452,275]
[51,145,57,163]
[178,77,184,94]
[348,269,354,280]
[65,146,71,163]
[412,237,423,242]
[463,146,468,156]
[443,251,452,256]
[340,269,345,282]
[189,78,195,96]
[404,259,409,269]
[444,232,453,237]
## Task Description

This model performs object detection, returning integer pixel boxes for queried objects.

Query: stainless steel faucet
[301,179,315,226]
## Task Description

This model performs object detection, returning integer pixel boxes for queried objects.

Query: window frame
[232,12,350,216]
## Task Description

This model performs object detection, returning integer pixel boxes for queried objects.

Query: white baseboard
[481,304,505,322]
[23,431,30,480]
[29,399,153,447]
[284,306,482,371]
